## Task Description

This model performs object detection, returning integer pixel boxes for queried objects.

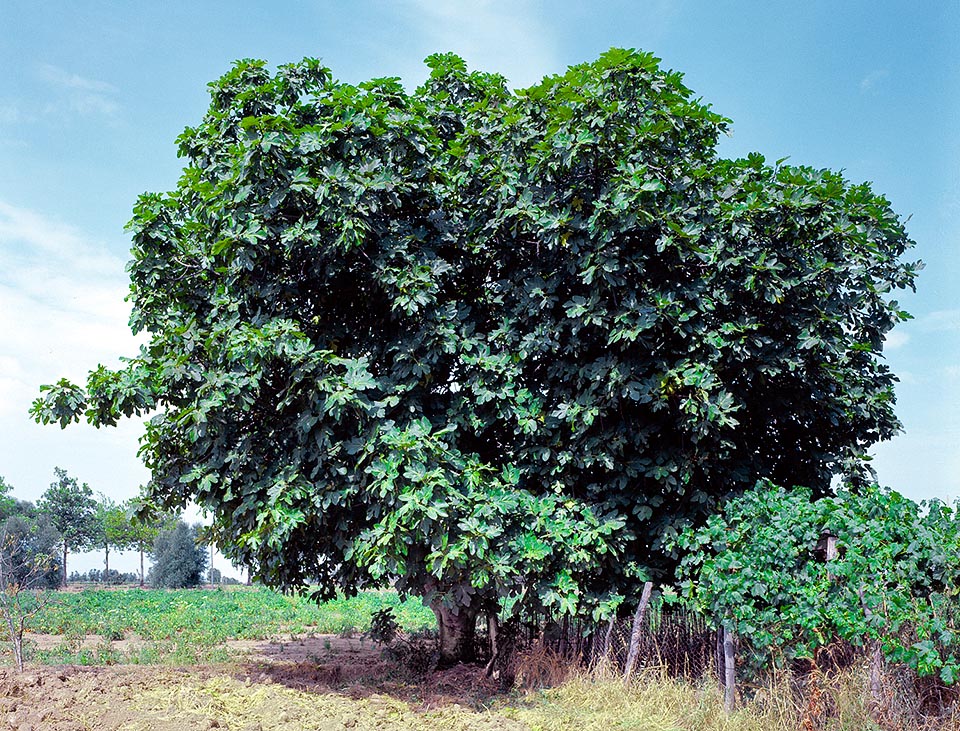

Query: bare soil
[0,636,524,731]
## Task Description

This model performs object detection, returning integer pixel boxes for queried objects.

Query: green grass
[23,586,435,665]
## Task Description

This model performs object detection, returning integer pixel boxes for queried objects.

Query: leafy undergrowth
[24,586,435,665]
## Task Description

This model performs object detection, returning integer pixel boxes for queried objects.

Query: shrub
[674,481,960,682]
[148,522,207,589]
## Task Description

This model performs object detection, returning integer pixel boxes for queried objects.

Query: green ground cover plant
[25,586,434,665]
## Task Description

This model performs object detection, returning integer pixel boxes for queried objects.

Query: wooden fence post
[857,586,884,710]
[723,624,736,713]
[623,581,653,682]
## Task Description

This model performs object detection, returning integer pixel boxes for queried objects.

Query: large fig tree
[32,50,918,663]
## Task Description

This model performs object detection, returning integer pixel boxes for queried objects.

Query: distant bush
[148,522,207,589]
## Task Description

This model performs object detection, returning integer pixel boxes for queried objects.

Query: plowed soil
[0,637,523,731]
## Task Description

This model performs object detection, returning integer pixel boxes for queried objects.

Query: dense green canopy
[33,49,918,659]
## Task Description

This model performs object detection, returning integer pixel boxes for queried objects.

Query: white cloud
[0,102,22,126]
[404,0,560,88]
[38,64,118,94]
[0,200,148,507]
[859,69,888,94]
[884,329,910,350]
[917,309,960,332]
[37,64,120,120]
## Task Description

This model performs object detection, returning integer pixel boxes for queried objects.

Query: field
[28,586,435,665]
[0,587,895,730]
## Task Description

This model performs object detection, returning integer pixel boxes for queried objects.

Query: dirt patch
[0,649,521,730]
[25,632,371,663]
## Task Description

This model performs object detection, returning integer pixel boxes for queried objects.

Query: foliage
[674,481,960,682]
[369,606,401,645]
[37,467,97,587]
[121,497,178,585]
[149,521,207,589]
[0,476,17,521]
[31,50,918,656]
[89,494,131,580]
[0,515,61,591]
[0,518,59,670]
[0,478,62,591]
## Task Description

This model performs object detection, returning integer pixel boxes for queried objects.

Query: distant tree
[37,468,97,587]
[122,497,178,586]
[0,476,16,520]
[149,521,207,589]
[91,495,132,582]
[0,479,50,531]
[0,515,61,590]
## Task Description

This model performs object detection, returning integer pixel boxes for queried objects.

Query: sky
[0,1,957,577]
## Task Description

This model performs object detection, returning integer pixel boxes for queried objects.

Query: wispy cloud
[0,201,216,571]
[405,0,559,88]
[37,63,120,120]
[0,102,22,126]
[38,64,118,94]
[859,69,889,94]
[0,200,136,416]
[0,199,150,505]
[884,329,911,350]
[916,310,960,332]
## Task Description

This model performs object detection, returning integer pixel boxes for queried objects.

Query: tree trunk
[624,581,653,682]
[62,545,68,588]
[140,546,145,587]
[431,602,479,666]
[104,544,110,583]
[484,612,500,677]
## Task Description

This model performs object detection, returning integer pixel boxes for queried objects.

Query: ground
[1,635,527,731]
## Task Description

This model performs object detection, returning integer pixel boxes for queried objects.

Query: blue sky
[1,1,957,574]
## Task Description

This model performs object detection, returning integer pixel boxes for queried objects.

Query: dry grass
[8,645,960,729]
[505,663,887,731]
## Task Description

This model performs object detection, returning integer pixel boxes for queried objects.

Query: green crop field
[24,586,435,666]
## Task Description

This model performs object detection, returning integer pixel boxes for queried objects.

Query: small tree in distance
[37,468,97,588]
[0,519,59,671]
[122,497,178,586]
[149,521,207,589]
[92,495,132,583]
